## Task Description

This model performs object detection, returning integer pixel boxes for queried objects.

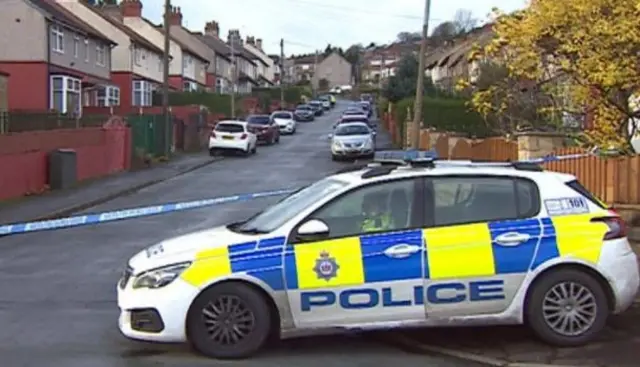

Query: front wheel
[525,268,609,347]
[187,282,272,359]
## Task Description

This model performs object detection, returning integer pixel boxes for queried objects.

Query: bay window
[50,75,82,114]
[97,86,120,106]
[133,80,154,106]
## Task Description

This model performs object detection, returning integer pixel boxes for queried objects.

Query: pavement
[0,153,221,225]
[0,101,479,367]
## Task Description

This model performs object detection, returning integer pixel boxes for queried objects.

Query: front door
[422,175,542,318]
[284,177,426,328]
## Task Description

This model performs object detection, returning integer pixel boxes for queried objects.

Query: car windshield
[341,117,368,124]
[272,112,292,119]
[296,105,311,110]
[310,102,320,106]
[247,115,271,124]
[344,110,363,115]
[215,123,244,133]
[335,124,370,136]
[229,178,348,234]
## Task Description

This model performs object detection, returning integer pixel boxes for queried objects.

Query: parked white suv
[270,111,297,134]
[208,120,257,156]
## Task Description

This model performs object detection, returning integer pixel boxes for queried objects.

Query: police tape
[0,150,601,237]
[0,188,297,236]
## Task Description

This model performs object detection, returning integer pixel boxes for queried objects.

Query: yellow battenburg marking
[425,223,495,279]
[295,237,364,289]
[552,214,608,263]
[181,246,232,286]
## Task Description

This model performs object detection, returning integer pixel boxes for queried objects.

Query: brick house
[103,0,209,94]
[244,36,275,87]
[57,0,164,107]
[227,30,259,94]
[193,21,233,94]
[0,0,116,113]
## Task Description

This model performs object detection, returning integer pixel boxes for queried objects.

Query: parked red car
[246,115,280,145]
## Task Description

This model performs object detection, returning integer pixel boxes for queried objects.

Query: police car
[117,151,639,359]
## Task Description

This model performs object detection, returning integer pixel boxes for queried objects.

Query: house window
[50,75,82,115]
[97,86,120,107]
[183,80,197,92]
[84,38,89,62]
[134,47,142,66]
[73,37,79,58]
[132,80,154,106]
[215,78,223,93]
[51,25,64,53]
[96,44,106,66]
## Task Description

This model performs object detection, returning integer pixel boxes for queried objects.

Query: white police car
[117,151,639,359]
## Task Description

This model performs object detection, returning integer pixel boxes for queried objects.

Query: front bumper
[597,238,640,314]
[117,278,199,342]
[278,124,295,133]
[295,114,313,121]
[332,147,374,157]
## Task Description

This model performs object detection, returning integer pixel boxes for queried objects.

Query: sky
[142,0,527,56]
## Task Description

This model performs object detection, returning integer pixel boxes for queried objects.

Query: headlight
[332,140,342,149]
[364,139,373,147]
[132,262,191,289]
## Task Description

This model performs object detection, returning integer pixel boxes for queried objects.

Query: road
[0,101,478,367]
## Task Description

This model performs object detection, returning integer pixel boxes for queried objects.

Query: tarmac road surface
[0,101,478,367]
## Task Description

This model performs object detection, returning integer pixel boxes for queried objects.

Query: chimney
[228,29,242,46]
[246,36,255,45]
[120,0,142,18]
[256,38,262,50]
[204,21,219,38]
[166,6,182,26]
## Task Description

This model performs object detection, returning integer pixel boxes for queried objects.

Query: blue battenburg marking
[530,217,560,269]
[229,237,286,291]
[361,230,424,283]
[489,219,541,274]
[283,244,299,290]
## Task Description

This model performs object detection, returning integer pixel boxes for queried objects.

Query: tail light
[210,131,216,138]
[591,216,628,240]
[240,133,247,140]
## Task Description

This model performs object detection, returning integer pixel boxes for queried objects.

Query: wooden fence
[416,130,518,161]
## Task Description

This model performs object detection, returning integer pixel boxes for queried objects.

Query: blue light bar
[374,149,439,162]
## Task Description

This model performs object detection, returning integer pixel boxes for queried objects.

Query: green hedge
[390,97,494,138]
[168,92,242,116]
[251,86,312,104]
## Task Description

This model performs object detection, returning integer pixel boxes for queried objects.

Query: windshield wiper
[234,227,269,235]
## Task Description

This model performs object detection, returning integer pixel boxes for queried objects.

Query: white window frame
[134,47,142,66]
[73,36,79,58]
[96,44,106,66]
[51,25,64,53]
[183,80,197,92]
[97,86,120,107]
[132,80,154,106]
[50,75,82,114]
[84,38,89,62]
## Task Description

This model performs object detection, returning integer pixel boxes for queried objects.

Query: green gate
[128,114,172,160]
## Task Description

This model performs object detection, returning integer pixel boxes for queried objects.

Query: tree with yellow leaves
[461,0,640,152]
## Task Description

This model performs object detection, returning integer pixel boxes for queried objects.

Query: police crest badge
[313,251,339,281]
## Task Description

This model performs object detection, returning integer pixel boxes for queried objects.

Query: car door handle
[383,244,422,259]
[494,232,530,246]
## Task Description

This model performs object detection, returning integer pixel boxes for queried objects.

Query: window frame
[289,176,425,243]
[97,86,120,107]
[96,43,106,66]
[422,174,541,228]
[49,75,82,114]
[73,36,79,58]
[51,25,64,53]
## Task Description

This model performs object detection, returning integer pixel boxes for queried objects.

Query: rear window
[272,112,292,119]
[247,115,271,124]
[342,117,368,123]
[215,123,244,133]
[296,105,310,110]
[566,180,607,208]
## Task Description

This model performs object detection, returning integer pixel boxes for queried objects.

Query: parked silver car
[328,122,376,161]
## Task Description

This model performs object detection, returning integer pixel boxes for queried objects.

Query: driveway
[0,101,477,367]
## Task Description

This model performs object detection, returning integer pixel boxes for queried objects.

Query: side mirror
[327,133,333,139]
[296,219,329,241]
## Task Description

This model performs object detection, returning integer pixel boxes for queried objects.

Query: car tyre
[275,135,280,143]
[251,145,257,154]
[331,154,339,161]
[525,268,609,347]
[187,282,272,359]
[208,148,217,157]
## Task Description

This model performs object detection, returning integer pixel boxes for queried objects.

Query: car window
[428,176,539,226]
[235,178,349,233]
[215,123,244,133]
[272,112,292,119]
[309,179,416,238]
[335,124,370,136]
[247,115,270,124]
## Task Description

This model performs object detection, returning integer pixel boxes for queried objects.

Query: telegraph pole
[411,0,431,149]
[279,38,285,108]
[379,53,385,89]
[230,36,236,118]
[313,50,319,98]
[162,0,171,155]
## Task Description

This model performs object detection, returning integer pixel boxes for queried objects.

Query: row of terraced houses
[0,0,281,115]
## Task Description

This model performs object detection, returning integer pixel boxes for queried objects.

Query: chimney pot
[121,0,142,18]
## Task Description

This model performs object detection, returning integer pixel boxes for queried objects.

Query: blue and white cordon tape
[0,149,598,237]
[0,188,296,237]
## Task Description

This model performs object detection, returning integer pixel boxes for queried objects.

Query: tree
[382,54,436,102]
[367,42,376,48]
[324,44,333,56]
[319,78,330,91]
[430,22,458,46]
[344,44,364,83]
[397,32,422,43]
[452,9,478,35]
[468,1,640,152]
